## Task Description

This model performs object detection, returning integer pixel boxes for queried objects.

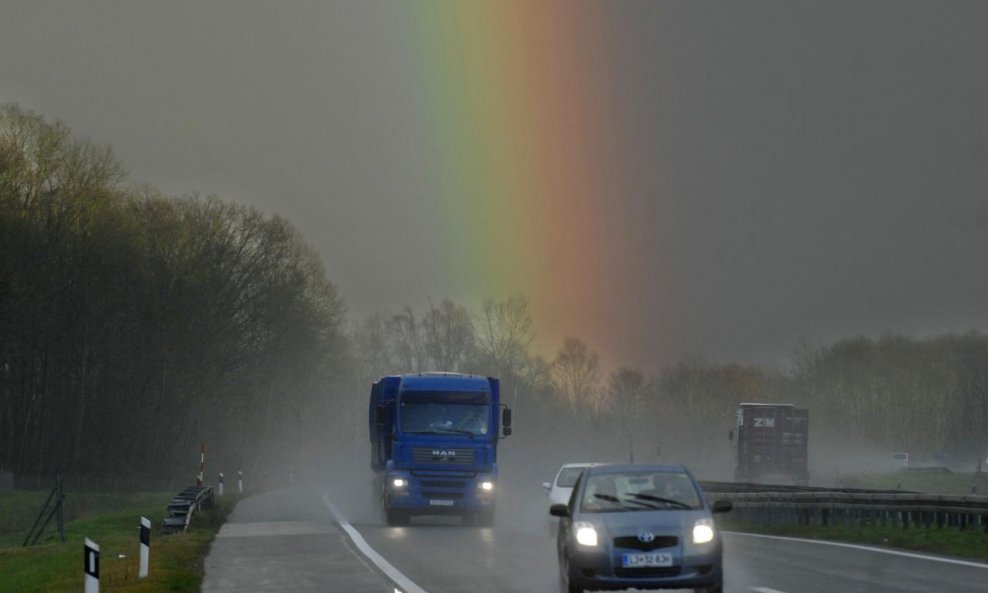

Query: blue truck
[368,373,512,526]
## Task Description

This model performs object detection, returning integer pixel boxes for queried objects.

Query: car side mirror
[712,500,733,514]
[542,482,552,491]
[550,504,570,517]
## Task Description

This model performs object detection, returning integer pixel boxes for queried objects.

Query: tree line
[0,105,346,487]
[347,300,988,475]
[3,104,985,489]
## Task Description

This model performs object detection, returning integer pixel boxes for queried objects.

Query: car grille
[613,535,679,551]
[614,567,682,578]
[412,448,475,464]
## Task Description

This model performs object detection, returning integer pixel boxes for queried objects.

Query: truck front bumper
[385,470,496,513]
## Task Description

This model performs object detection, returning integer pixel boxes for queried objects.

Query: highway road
[204,483,988,593]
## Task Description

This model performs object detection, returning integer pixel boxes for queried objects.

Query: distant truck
[729,403,809,484]
[368,373,511,526]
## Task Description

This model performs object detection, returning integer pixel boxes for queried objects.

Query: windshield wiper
[628,493,693,509]
[405,429,475,438]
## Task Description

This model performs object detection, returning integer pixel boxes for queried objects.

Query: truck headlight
[478,480,494,491]
[392,478,407,488]
[574,522,598,547]
[693,518,714,544]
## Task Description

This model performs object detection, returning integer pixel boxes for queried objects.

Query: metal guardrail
[163,485,214,533]
[705,489,988,532]
[698,480,913,494]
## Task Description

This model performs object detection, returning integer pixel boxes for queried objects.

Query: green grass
[0,490,236,593]
[722,519,988,562]
[838,471,988,496]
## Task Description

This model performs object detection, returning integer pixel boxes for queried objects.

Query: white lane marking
[751,588,788,593]
[725,531,988,569]
[321,493,431,593]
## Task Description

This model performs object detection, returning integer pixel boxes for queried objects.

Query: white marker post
[238,469,243,494]
[84,538,99,593]
[139,517,151,578]
[197,443,206,487]
[218,472,224,497]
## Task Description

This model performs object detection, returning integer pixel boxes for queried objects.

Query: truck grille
[421,480,465,489]
[412,447,474,465]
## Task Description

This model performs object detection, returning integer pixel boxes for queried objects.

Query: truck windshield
[399,391,491,437]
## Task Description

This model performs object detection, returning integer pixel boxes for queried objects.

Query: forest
[2,105,986,488]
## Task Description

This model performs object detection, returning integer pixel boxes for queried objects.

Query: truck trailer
[368,373,511,526]
[730,402,808,484]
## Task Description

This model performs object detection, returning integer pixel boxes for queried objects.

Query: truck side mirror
[376,405,386,431]
[727,430,734,442]
[502,407,512,437]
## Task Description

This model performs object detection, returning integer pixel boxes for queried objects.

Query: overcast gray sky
[2,1,987,370]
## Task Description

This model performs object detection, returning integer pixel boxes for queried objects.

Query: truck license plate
[622,552,673,568]
[429,499,454,506]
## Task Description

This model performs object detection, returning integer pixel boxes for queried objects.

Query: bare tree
[552,337,602,415]
[386,307,423,373]
[422,299,475,372]
[475,296,534,378]
[608,367,646,461]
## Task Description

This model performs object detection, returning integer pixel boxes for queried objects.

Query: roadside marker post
[238,470,244,494]
[197,443,206,487]
[139,517,150,578]
[84,538,99,593]
[218,472,225,497]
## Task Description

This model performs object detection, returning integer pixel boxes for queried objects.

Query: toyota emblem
[637,530,655,543]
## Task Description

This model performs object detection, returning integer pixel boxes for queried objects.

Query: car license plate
[622,552,673,568]
[429,499,454,506]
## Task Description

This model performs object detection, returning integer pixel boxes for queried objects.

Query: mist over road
[201,478,988,593]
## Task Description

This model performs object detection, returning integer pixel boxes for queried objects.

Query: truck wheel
[694,584,722,593]
[386,508,409,526]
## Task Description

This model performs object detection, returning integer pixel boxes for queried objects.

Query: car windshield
[556,467,587,488]
[580,471,701,513]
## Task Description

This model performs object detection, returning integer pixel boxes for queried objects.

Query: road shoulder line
[322,492,431,593]
[724,531,988,569]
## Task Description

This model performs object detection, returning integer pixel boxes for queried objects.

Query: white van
[891,452,909,470]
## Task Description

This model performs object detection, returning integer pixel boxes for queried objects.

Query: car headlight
[392,478,407,488]
[693,518,715,544]
[478,480,494,491]
[574,522,598,546]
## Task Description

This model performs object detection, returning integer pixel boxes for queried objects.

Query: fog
[3,2,987,371]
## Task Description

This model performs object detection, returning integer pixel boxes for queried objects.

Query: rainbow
[402,2,647,367]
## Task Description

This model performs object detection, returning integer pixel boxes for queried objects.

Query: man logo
[432,449,456,461]
[637,530,655,543]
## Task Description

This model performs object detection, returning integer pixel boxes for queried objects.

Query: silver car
[551,463,731,593]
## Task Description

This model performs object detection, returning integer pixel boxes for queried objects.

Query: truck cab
[368,373,511,526]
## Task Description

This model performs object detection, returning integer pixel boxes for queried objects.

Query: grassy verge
[719,519,988,563]
[836,471,988,495]
[0,490,236,593]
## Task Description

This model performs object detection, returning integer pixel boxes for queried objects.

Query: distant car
[891,452,909,470]
[544,463,602,533]
[550,463,731,593]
